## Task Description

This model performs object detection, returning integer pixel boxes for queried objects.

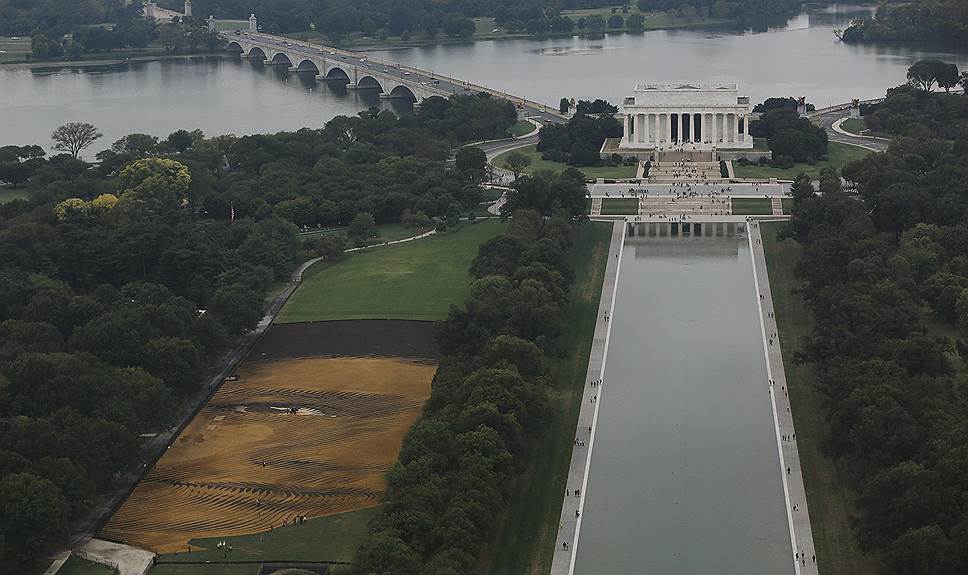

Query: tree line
[537,101,624,167]
[783,80,968,572]
[748,98,828,167]
[0,93,518,570]
[841,0,968,45]
[352,207,584,574]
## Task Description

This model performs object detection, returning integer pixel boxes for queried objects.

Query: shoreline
[0,51,224,70]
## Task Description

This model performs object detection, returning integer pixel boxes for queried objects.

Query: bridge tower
[184,0,192,17]
[207,15,216,32]
[249,13,257,33]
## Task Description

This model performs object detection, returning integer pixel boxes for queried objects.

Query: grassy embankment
[760,221,881,574]
[511,120,537,137]
[58,557,116,575]
[0,187,31,204]
[840,118,865,135]
[730,198,793,215]
[733,142,871,180]
[494,144,637,179]
[482,221,612,574]
[600,197,639,215]
[279,219,506,322]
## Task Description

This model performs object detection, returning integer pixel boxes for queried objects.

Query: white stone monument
[619,83,753,151]
[184,0,192,17]
[249,14,258,33]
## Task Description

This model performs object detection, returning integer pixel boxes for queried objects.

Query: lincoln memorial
[618,83,753,151]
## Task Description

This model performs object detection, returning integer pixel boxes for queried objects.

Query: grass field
[494,144,637,179]
[154,507,377,568]
[482,222,612,574]
[782,198,793,214]
[59,557,116,575]
[299,222,432,245]
[840,118,865,135]
[0,187,30,204]
[278,220,505,322]
[512,120,536,137]
[600,197,639,215]
[731,197,773,215]
[733,142,871,180]
[761,222,881,574]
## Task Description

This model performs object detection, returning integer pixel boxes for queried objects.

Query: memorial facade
[619,83,753,150]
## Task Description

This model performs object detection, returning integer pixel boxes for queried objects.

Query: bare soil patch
[101,319,438,553]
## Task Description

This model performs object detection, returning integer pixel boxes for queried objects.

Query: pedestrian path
[550,221,625,575]
[749,222,819,575]
[771,197,784,215]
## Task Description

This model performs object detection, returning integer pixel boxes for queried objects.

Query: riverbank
[0,50,223,70]
[282,13,739,52]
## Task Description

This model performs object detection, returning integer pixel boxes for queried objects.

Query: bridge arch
[357,75,384,92]
[388,84,418,102]
[295,59,320,74]
[225,41,244,54]
[270,52,293,66]
[324,66,351,82]
[246,46,266,60]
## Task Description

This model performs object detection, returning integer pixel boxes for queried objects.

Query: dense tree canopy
[749,105,827,165]
[841,0,968,45]
[353,209,581,572]
[537,106,623,167]
[784,82,968,572]
[0,93,520,570]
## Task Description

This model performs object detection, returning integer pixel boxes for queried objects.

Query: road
[813,109,890,152]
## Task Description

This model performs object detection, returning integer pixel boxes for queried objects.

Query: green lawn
[511,120,536,137]
[494,144,637,179]
[59,557,116,575]
[154,507,376,569]
[299,222,432,246]
[761,222,881,575]
[753,137,770,151]
[731,197,773,215]
[600,197,639,215]
[840,118,865,135]
[277,220,506,322]
[481,187,503,202]
[733,142,872,180]
[782,198,793,214]
[482,222,612,574]
[0,187,30,204]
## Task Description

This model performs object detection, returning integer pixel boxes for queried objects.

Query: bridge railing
[234,32,567,119]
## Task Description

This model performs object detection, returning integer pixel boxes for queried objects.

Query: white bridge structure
[224,22,566,121]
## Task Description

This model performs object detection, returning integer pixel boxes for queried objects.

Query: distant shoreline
[0,51,221,70]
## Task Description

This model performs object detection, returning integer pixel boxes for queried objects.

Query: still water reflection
[574,228,791,574]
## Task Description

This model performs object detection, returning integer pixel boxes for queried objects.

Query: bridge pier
[345,83,359,90]
[288,66,299,72]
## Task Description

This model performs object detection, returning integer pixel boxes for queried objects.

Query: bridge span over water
[224,31,567,123]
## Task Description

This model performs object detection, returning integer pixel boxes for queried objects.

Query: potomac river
[2,3,967,156]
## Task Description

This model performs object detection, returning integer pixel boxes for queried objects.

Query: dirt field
[249,320,440,363]
[101,352,436,552]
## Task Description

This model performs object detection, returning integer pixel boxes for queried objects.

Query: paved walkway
[74,539,154,575]
[749,221,819,574]
[550,221,625,575]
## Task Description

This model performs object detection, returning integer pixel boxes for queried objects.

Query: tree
[166,129,194,152]
[455,146,486,181]
[907,59,947,92]
[502,151,531,181]
[586,14,605,32]
[627,13,646,29]
[936,62,960,92]
[0,473,69,569]
[116,158,192,213]
[608,14,625,29]
[50,122,102,159]
[347,212,379,247]
[559,97,570,114]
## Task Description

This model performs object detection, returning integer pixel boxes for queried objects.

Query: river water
[574,227,791,574]
[1,4,966,156]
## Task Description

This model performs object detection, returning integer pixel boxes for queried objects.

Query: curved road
[813,109,890,152]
